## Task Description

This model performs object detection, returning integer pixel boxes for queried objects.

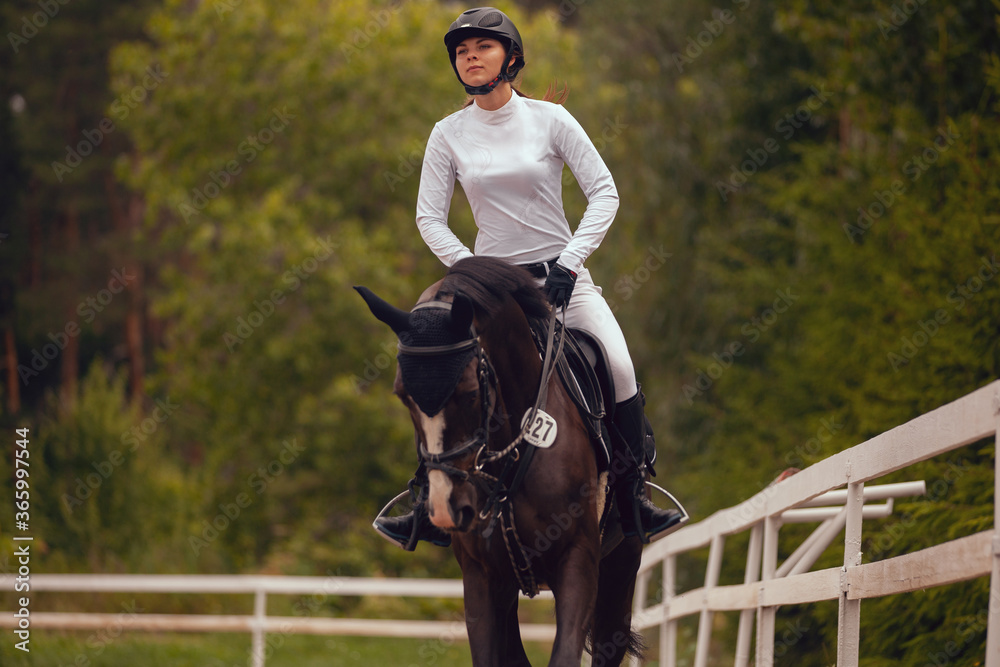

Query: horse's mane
[439,257,551,328]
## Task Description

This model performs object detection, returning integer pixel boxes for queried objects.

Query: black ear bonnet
[396,302,478,417]
[354,287,478,417]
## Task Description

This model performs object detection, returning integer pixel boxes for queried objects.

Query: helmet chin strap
[463,72,506,96]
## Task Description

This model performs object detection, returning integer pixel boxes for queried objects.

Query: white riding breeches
[539,268,638,404]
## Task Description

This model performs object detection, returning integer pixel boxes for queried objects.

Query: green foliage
[106,0,585,577]
[4,0,999,662]
[0,360,192,573]
[110,0,461,575]
[576,0,998,663]
[0,0,155,390]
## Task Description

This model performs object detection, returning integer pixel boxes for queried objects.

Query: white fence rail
[631,379,1000,666]
[1,574,554,666]
[5,381,997,667]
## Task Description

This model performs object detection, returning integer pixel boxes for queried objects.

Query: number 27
[532,417,553,440]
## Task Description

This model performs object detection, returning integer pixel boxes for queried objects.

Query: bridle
[398,316,498,484]
[399,299,566,511]
[400,298,567,598]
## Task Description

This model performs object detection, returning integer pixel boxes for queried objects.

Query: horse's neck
[481,307,544,426]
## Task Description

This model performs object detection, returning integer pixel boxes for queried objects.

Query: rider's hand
[544,263,577,309]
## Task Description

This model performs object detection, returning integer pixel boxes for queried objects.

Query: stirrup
[643,480,689,541]
[646,481,689,525]
[372,491,451,550]
[373,490,417,549]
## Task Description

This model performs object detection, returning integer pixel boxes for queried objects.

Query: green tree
[574,0,999,663]
[112,0,586,575]
[0,360,193,578]
[0,0,156,410]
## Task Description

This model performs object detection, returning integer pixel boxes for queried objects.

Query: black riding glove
[544,263,577,309]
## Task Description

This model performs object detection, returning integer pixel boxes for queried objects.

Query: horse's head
[355,285,494,534]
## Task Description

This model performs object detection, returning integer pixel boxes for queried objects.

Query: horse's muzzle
[428,473,478,533]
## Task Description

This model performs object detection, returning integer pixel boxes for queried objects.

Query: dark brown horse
[357,256,644,666]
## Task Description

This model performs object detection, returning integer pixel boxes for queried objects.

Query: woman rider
[375,6,685,548]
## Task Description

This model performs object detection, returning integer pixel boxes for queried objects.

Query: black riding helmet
[444,7,525,95]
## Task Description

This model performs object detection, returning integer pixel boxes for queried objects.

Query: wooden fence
[630,379,1000,666]
[1,573,554,666]
[4,380,998,666]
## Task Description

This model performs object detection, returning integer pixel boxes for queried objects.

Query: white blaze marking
[421,412,455,529]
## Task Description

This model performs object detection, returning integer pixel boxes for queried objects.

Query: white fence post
[694,534,725,667]
[755,514,781,667]
[662,554,677,667]
[836,480,864,667]
[734,521,763,667]
[987,391,1000,667]
[252,586,266,667]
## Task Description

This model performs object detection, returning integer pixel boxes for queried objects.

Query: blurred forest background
[0,0,998,664]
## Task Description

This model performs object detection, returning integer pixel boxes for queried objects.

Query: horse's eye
[459,390,479,406]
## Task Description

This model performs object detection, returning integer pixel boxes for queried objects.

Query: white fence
[2,574,555,666]
[631,379,1000,666]
[5,380,997,666]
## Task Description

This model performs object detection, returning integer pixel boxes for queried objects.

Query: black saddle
[529,320,656,472]
[555,327,615,470]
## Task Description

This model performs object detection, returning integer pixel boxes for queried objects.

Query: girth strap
[500,505,539,597]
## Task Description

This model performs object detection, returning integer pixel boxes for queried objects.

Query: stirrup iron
[645,480,690,539]
[372,490,416,548]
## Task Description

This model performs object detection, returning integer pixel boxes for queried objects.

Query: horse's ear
[354,286,411,335]
[449,292,475,337]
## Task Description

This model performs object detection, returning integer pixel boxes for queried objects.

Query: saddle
[529,320,657,473]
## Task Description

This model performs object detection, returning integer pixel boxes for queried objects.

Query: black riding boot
[612,389,686,544]
[373,483,452,551]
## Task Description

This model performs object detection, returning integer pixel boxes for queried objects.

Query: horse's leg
[590,534,644,667]
[503,594,532,667]
[458,548,524,666]
[547,540,600,667]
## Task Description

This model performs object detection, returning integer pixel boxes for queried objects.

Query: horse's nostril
[455,504,476,531]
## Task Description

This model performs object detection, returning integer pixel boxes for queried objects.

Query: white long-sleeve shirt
[415,91,619,274]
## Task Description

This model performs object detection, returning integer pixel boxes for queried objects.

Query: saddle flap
[554,327,616,469]
[565,328,616,411]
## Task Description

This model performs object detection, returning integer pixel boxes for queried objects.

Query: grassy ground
[0,631,557,666]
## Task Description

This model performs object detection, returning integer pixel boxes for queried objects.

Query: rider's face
[454,37,511,87]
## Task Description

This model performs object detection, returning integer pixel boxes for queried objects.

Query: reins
[477,304,567,598]
[474,304,565,527]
